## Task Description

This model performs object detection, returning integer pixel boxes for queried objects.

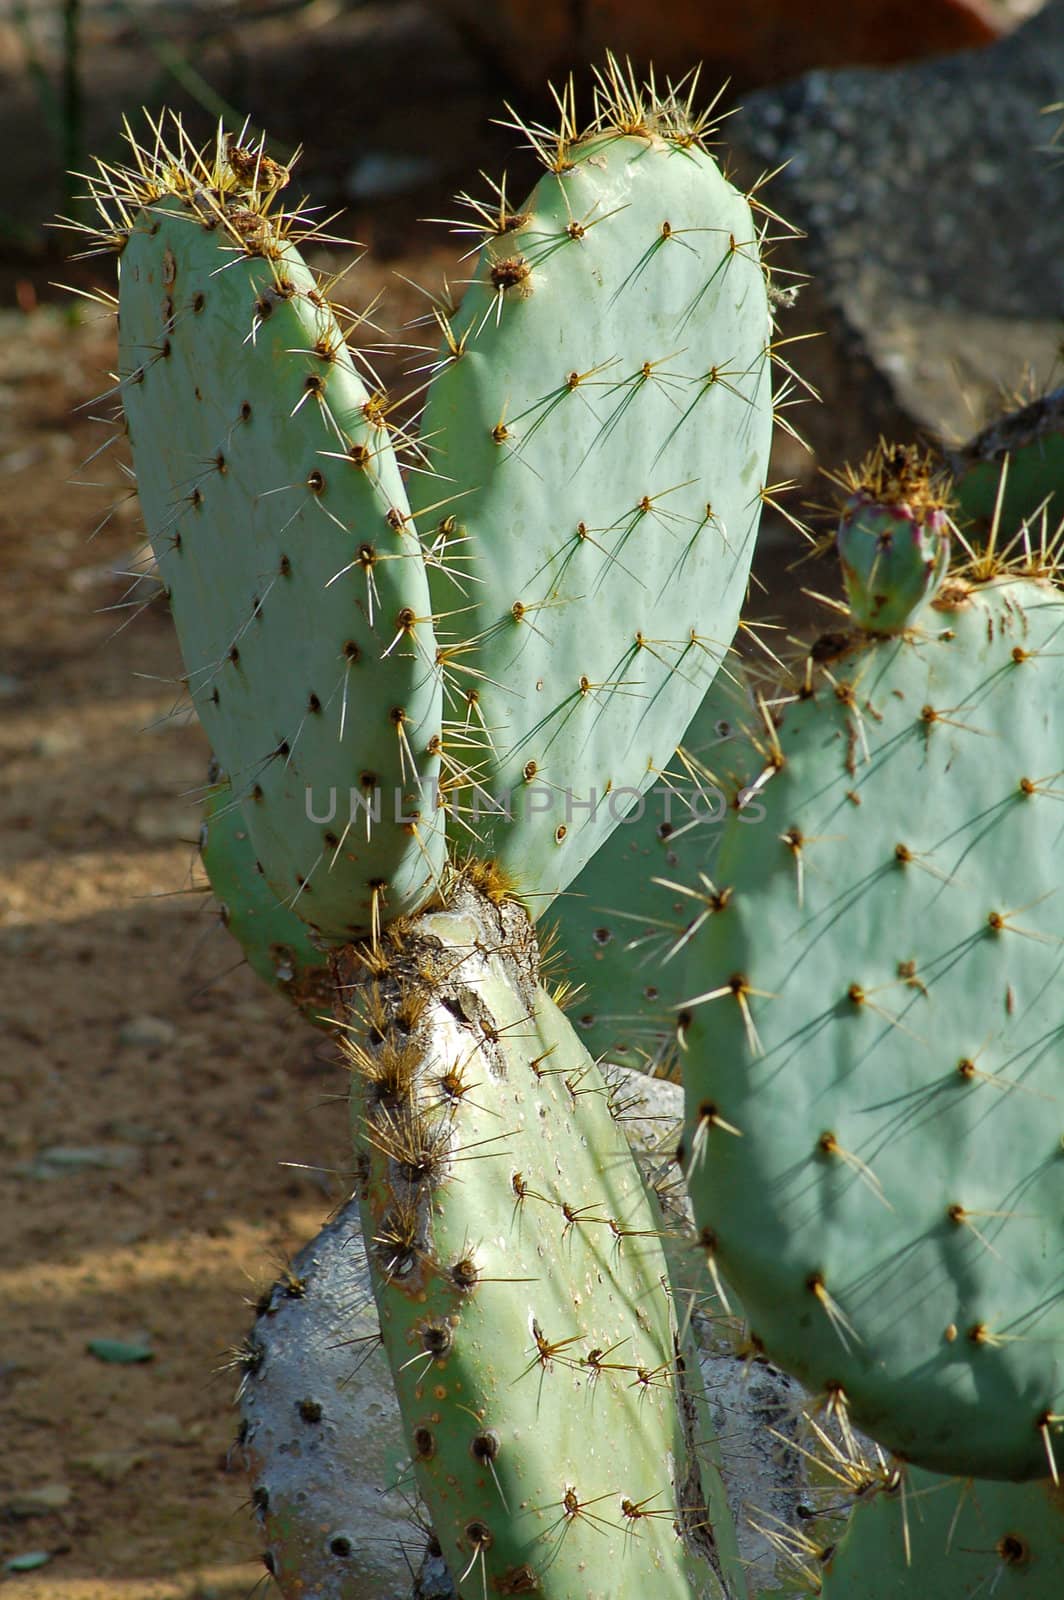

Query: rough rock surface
[728,0,1064,486]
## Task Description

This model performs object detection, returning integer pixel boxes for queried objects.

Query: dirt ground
[0,292,364,1597]
[0,3,1047,1598]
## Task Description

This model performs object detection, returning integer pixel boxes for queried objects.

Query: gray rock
[240,1206,451,1600]
[70,1448,150,1485]
[605,1063,684,1161]
[728,1,1064,489]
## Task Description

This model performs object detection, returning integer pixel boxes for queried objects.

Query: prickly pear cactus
[104,126,446,938]
[337,867,743,1599]
[410,63,775,904]
[550,667,759,1074]
[833,443,951,632]
[819,1465,1064,1597]
[86,73,776,946]
[677,515,1064,1480]
[200,763,335,1023]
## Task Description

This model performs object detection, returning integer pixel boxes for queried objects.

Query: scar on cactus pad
[677,448,1064,1483]
[75,60,789,943]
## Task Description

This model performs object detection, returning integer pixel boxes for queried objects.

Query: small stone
[105,1120,171,1146]
[31,728,82,758]
[4,1484,72,1517]
[112,1223,149,1247]
[139,1412,186,1444]
[118,1015,177,1050]
[86,1338,154,1365]
[71,1449,148,1485]
[32,1145,141,1174]
[4,1551,52,1573]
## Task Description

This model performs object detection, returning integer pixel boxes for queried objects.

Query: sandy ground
[0,296,365,1595]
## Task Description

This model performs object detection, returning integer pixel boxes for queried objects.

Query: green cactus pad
[820,1467,1064,1598]
[412,98,773,906]
[948,384,1063,539]
[113,135,445,938]
[550,668,759,1075]
[679,571,1064,1481]
[200,766,336,1024]
[338,871,743,1599]
[834,444,951,633]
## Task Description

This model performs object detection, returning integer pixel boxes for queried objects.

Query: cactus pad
[820,1466,1064,1598]
[550,667,758,1074]
[411,77,774,904]
[679,568,1064,1481]
[107,126,446,937]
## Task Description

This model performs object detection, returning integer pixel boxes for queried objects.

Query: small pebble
[4,1484,72,1517]
[4,1552,52,1573]
[132,801,196,843]
[31,728,81,759]
[71,1448,148,1486]
[117,1015,177,1050]
[86,1338,154,1365]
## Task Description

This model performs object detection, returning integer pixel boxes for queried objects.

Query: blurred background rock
[2,0,1059,564]
[1,1,1059,507]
